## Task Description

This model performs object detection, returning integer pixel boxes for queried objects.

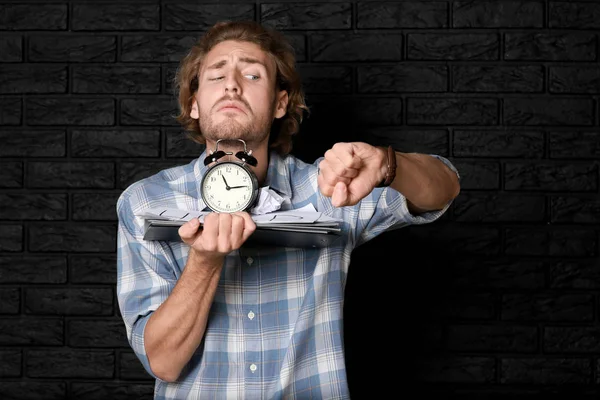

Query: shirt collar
[194,149,293,211]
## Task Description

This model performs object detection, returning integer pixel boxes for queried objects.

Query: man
[117,20,460,399]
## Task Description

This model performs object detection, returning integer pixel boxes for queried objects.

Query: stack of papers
[135,204,343,248]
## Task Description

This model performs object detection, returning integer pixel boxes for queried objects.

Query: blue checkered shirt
[117,150,458,399]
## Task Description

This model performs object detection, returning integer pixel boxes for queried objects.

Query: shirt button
[248,311,255,320]
[249,364,257,373]
[247,257,254,265]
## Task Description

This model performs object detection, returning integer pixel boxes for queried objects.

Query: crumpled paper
[250,186,290,215]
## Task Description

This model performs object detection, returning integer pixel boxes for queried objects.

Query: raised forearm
[144,249,223,382]
[389,151,460,212]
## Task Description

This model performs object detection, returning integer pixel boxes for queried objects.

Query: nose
[224,70,241,94]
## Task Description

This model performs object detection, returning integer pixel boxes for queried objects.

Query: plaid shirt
[117,150,458,399]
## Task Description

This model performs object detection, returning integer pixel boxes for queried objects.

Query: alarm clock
[200,139,260,213]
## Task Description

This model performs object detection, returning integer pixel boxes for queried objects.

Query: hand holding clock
[178,212,256,257]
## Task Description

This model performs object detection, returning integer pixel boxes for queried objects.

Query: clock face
[201,161,259,213]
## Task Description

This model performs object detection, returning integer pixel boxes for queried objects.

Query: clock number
[226,166,232,173]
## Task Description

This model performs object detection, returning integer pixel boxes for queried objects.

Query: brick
[450,160,499,190]
[453,1,543,28]
[443,294,495,319]
[261,3,350,30]
[0,225,23,252]
[120,98,178,126]
[0,98,21,125]
[505,227,596,257]
[408,33,499,60]
[362,128,448,155]
[0,318,63,345]
[121,35,197,62]
[29,35,116,62]
[29,224,116,253]
[0,65,67,94]
[72,192,120,221]
[504,162,597,191]
[120,161,188,188]
[551,196,600,224]
[165,3,254,30]
[0,256,67,283]
[71,129,160,157]
[25,288,113,315]
[0,4,66,30]
[447,325,537,352]
[550,1,600,29]
[72,4,159,31]
[504,33,596,61]
[549,259,600,289]
[408,224,501,255]
[26,349,114,378]
[311,33,403,62]
[27,162,114,189]
[0,162,22,187]
[550,67,600,94]
[70,255,117,284]
[545,327,600,353]
[26,98,114,126]
[0,288,20,314]
[407,98,498,125]
[73,66,160,94]
[549,131,600,159]
[0,382,66,400]
[120,351,153,380]
[501,358,590,384]
[453,65,543,93]
[450,257,545,289]
[286,34,306,62]
[504,97,594,126]
[0,194,67,220]
[417,356,495,383]
[298,65,352,94]
[166,129,206,158]
[454,129,543,158]
[69,319,128,347]
[0,36,22,62]
[70,383,154,400]
[0,130,65,157]
[358,64,447,93]
[0,349,21,377]
[453,193,545,222]
[347,97,403,126]
[357,1,447,28]
[502,294,593,322]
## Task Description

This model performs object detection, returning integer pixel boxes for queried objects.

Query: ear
[190,98,199,120]
[274,90,288,119]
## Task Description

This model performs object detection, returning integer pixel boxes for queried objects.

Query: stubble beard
[199,105,274,149]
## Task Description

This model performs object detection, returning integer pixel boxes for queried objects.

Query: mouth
[217,102,247,114]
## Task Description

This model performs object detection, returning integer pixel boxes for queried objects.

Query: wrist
[376,145,396,188]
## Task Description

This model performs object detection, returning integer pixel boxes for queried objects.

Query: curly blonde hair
[173,20,309,156]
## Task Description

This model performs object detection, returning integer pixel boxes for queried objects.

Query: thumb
[178,218,201,242]
[331,182,348,207]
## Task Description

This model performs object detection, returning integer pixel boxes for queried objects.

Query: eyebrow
[206,57,267,71]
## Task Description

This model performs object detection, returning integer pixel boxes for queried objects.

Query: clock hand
[229,185,248,189]
[221,175,231,190]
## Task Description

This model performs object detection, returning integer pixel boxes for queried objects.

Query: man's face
[190,40,287,147]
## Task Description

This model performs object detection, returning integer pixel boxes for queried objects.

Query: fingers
[182,212,256,255]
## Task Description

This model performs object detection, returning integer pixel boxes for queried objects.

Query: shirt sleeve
[116,192,178,380]
[353,154,460,246]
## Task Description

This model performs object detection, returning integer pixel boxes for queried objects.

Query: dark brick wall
[0,1,598,398]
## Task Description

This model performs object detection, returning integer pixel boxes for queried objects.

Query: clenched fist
[178,212,256,257]
[318,142,387,207]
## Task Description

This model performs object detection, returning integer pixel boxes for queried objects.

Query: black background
[1,1,599,398]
